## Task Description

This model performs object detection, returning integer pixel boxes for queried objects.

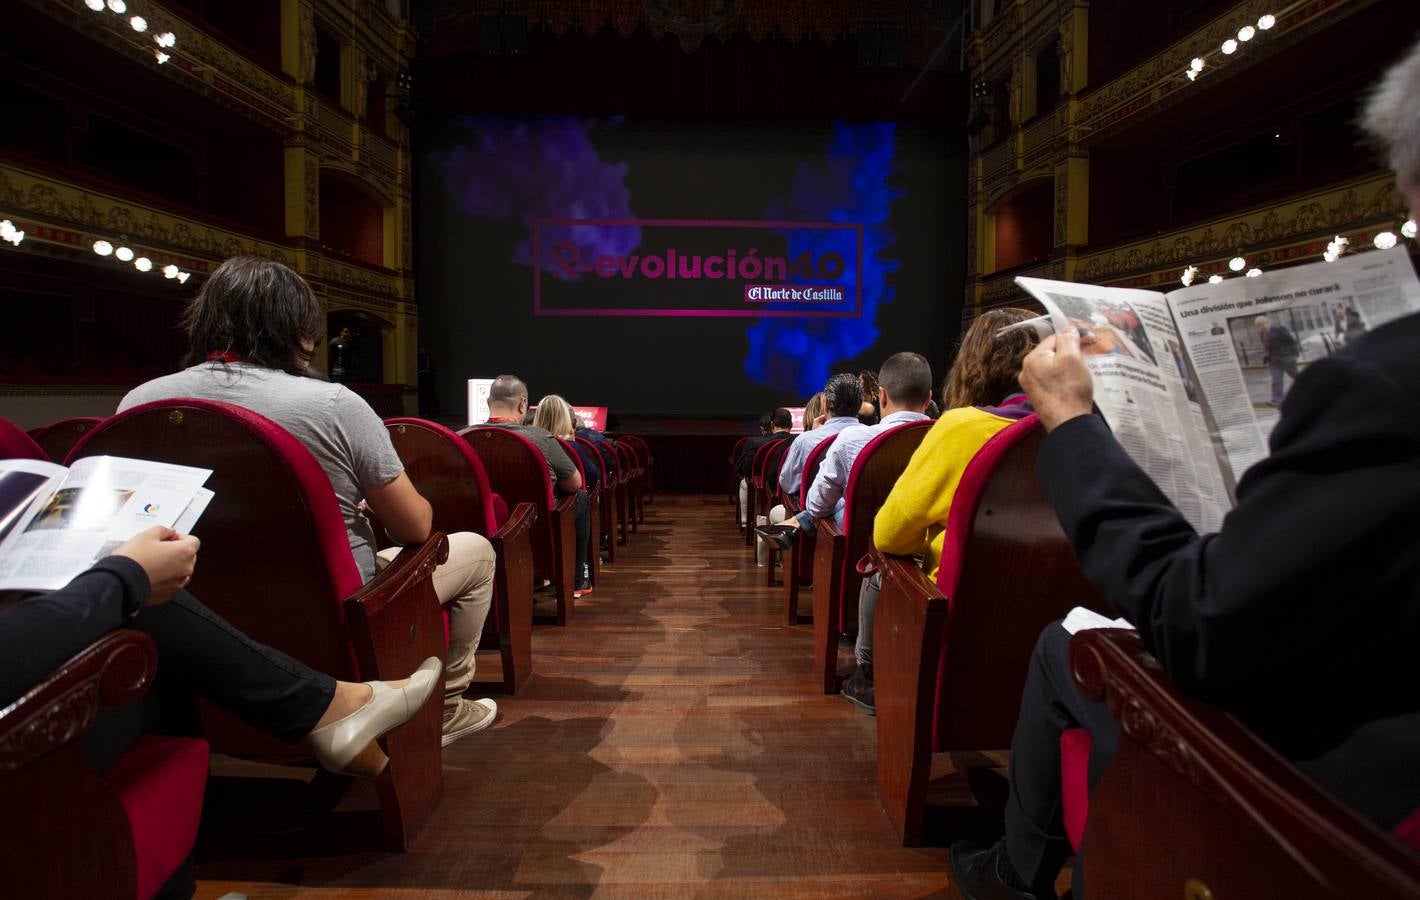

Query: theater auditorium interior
[2,0,1419,897]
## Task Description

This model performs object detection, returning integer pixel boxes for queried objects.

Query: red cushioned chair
[70,399,448,851]
[871,416,1108,845]
[742,436,791,547]
[384,418,537,695]
[0,630,209,900]
[613,440,640,536]
[0,414,48,460]
[29,416,104,464]
[579,436,618,563]
[463,426,577,626]
[1066,628,1420,897]
[756,438,793,586]
[556,436,601,587]
[729,435,750,519]
[780,434,838,624]
[812,420,931,694]
[619,434,654,505]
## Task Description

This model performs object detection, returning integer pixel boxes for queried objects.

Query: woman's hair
[858,370,880,405]
[181,256,323,375]
[942,307,1041,409]
[532,394,576,438]
[802,392,825,429]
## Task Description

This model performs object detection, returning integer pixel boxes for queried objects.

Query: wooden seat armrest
[553,494,577,516]
[814,517,843,542]
[871,551,944,611]
[343,533,448,681]
[493,501,537,544]
[783,495,803,517]
[0,629,157,773]
[1070,629,1420,893]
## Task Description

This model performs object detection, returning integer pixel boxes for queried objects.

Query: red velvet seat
[71,399,448,850]
[463,426,578,626]
[755,438,793,585]
[619,434,654,505]
[812,420,931,693]
[613,440,640,536]
[385,417,538,694]
[29,416,105,463]
[615,436,647,524]
[0,630,209,900]
[1068,629,1420,897]
[780,434,838,624]
[0,414,47,460]
[556,435,601,586]
[578,435,618,562]
[871,417,1107,844]
[742,436,791,546]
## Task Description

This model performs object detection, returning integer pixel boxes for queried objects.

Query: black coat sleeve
[0,556,151,707]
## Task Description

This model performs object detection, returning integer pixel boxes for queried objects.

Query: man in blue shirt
[769,374,864,523]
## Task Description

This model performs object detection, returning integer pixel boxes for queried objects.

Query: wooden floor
[194,495,973,899]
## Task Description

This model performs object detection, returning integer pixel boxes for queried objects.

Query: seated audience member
[765,374,864,527]
[0,526,440,895]
[950,46,1420,899]
[533,394,601,490]
[857,371,882,425]
[119,257,498,746]
[801,392,826,432]
[848,310,1040,714]
[735,407,794,522]
[483,376,593,597]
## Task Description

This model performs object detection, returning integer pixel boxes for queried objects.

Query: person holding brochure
[949,39,1420,900]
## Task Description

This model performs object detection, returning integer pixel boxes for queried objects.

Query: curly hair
[181,256,322,375]
[942,308,1041,410]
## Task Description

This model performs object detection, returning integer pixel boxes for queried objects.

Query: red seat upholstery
[556,436,600,586]
[385,417,538,694]
[743,435,791,546]
[780,434,838,624]
[872,417,1107,845]
[619,434,654,505]
[463,426,578,626]
[1059,727,1092,852]
[613,440,640,536]
[106,735,211,900]
[578,435,618,563]
[0,414,47,460]
[756,438,793,585]
[70,399,448,851]
[811,420,931,694]
[29,416,105,464]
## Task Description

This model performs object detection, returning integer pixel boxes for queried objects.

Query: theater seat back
[30,416,105,464]
[0,415,48,461]
[386,417,500,537]
[463,425,561,585]
[798,433,839,506]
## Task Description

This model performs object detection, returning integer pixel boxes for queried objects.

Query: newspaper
[1018,248,1420,532]
[0,456,212,592]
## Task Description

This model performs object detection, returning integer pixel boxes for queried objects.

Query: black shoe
[949,840,1054,900]
[573,578,593,599]
[754,523,799,550]
[841,664,874,715]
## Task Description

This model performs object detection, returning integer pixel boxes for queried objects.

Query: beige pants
[376,531,495,710]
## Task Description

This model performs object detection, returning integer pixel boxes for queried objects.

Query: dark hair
[758,412,772,434]
[943,308,1039,409]
[488,374,528,408]
[182,256,322,375]
[770,407,793,430]
[877,352,933,409]
[823,372,864,418]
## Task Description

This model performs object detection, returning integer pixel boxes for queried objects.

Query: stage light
[115,245,134,262]
[155,32,176,48]
[162,264,179,279]
[93,239,114,256]
[1221,39,1238,55]
[1258,14,1276,30]
[130,15,147,32]
[1208,274,1224,284]
[106,0,126,12]
[1246,267,1262,277]
[1374,231,1398,250]
[1180,265,1198,286]
[155,51,170,64]
[176,271,190,284]
[1190,57,1205,72]
[1402,219,1417,239]
[85,0,105,10]
[134,256,153,272]
[1229,255,1246,271]
[1237,25,1256,42]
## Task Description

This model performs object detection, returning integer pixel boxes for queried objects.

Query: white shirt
[805,410,931,525]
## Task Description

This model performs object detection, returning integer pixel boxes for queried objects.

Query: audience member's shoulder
[1341,311,1420,381]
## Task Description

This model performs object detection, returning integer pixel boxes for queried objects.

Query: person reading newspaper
[949,38,1420,900]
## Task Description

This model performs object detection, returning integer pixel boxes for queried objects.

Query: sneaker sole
[841,691,876,717]
[441,699,498,747]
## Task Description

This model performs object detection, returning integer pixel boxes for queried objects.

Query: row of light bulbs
[92,239,192,283]
[1181,219,1418,286]
[1185,13,1277,82]
[82,0,178,65]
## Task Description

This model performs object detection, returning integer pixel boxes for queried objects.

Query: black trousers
[572,490,591,580]
[84,591,336,774]
[1004,622,1120,898]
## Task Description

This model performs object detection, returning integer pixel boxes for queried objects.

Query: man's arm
[805,434,853,521]
[778,437,807,495]
[364,471,434,544]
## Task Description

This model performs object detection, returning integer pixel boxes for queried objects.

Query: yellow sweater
[872,406,1019,581]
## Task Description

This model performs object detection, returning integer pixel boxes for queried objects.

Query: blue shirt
[777,416,862,498]
[806,410,931,526]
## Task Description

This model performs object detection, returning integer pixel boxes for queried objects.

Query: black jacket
[735,433,790,478]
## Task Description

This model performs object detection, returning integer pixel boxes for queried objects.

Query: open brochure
[0,456,212,592]
[1018,247,1420,533]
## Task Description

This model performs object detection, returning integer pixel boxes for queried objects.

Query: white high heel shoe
[307,657,443,777]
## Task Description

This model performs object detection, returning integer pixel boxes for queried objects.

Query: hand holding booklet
[0,456,212,592]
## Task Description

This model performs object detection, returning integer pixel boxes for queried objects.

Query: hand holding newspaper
[1016,248,1420,533]
[0,456,212,592]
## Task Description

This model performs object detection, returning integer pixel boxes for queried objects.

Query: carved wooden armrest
[872,550,942,611]
[1070,629,1420,893]
[782,495,803,518]
[814,517,843,543]
[343,533,448,681]
[0,630,157,774]
[492,501,536,546]
[553,494,577,516]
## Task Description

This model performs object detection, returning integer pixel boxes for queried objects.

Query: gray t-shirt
[484,421,578,494]
[119,363,405,581]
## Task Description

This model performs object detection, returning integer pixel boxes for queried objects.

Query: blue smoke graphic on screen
[746,122,901,396]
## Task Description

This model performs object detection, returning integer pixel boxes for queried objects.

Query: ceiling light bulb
[156,31,176,48]
[1323,250,1338,262]
[1374,231,1398,250]
[1221,38,1238,55]
[1229,255,1246,271]
[162,264,179,278]
[85,0,105,10]
[115,246,134,262]
[106,0,126,12]
[155,51,170,64]
[134,256,153,272]
[176,271,190,284]
[1181,265,1199,286]
[1190,57,1205,72]
[1237,25,1256,42]
[130,15,147,31]
[1186,69,1199,81]
[1258,14,1276,30]
[93,239,114,256]
[1246,267,1262,277]
[1402,219,1417,239]
[1208,274,1224,284]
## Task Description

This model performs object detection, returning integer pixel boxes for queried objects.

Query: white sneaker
[441,697,497,747]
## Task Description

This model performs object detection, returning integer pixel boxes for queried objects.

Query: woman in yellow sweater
[842,308,1041,713]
